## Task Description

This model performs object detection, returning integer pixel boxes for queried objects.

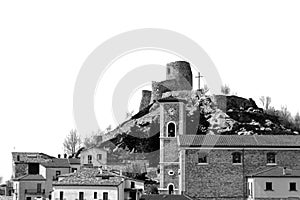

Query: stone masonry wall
[163,164,180,188]
[184,149,300,199]
[139,90,152,111]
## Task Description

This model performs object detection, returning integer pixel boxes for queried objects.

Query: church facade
[158,96,300,199]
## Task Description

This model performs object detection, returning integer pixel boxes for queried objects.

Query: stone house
[52,168,144,200]
[12,152,54,178]
[247,167,300,200]
[80,147,108,167]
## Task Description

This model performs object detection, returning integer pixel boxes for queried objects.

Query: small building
[247,167,300,200]
[12,174,46,200]
[40,159,72,199]
[52,168,144,200]
[80,147,108,167]
[0,182,13,196]
[12,152,54,179]
[67,158,80,173]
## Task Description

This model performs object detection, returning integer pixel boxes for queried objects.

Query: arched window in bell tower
[167,122,176,137]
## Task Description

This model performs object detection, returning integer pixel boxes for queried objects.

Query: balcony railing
[25,189,45,194]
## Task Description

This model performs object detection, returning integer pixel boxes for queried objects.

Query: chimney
[283,167,287,175]
[64,154,67,159]
[58,154,61,158]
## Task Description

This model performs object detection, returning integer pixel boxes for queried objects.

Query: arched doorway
[168,183,174,194]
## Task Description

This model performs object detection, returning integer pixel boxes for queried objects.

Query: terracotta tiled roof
[53,168,123,186]
[41,159,70,168]
[248,167,300,177]
[141,194,192,200]
[178,135,300,147]
[13,174,46,181]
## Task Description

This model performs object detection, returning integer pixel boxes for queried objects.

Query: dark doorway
[168,184,174,194]
[79,192,84,200]
[28,163,39,174]
[129,191,136,200]
[26,197,31,200]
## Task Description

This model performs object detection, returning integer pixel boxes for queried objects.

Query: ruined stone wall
[139,90,152,111]
[184,149,300,199]
[150,61,193,102]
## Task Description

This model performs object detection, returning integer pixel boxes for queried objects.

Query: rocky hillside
[98,90,298,166]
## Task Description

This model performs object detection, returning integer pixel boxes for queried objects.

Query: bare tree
[83,129,105,148]
[260,96,272,110]
[63,129,81,155]
[221,85,231,95]
[294,112,300,130]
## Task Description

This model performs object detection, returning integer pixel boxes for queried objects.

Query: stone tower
[166,61,193,90]
[158,96,186,195]
[151,61,193,102]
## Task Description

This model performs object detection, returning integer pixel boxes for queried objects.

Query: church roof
[141,194,192,200]
[248,167,300,177]
[178,135,300,148]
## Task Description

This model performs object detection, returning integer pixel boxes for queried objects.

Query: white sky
[1,0,300,182]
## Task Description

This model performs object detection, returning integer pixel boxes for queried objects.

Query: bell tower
[158,96,186,195]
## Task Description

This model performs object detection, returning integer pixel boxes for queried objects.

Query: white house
[80,147,108,167]
[52,168,144,200]
[247,167,300,200]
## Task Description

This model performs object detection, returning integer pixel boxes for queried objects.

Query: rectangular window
[290,182,297,191]
[79,192,84,200]
[198,153,208,164]
[56,171,61,177]
[94,192,97,199]
[265,182,273,191]
[88,155,92,164]
[131,182,135,188]
[232,152,242,164]
[37,183,41,193]
[103,192,108,200]
[59,191,63,200]
[267,152,276,164]
[97,154,102,160]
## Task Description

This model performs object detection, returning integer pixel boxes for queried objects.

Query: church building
[158,94,300,199]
